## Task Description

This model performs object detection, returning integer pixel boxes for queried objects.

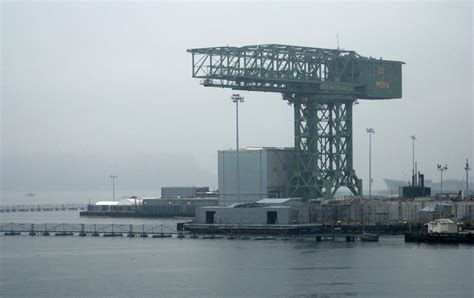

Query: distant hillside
[1,153,216,191]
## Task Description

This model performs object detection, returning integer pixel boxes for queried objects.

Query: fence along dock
[0,204,87,213]
[0,223,181,237]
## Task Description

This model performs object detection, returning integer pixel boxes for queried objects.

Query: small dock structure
[404,218,474,244]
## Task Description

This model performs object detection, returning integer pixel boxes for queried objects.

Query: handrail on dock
[0,204,87,212]
[0,223,180,234]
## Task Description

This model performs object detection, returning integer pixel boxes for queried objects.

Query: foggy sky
[1,1,473,193]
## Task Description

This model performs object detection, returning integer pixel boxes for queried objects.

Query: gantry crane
[188,44,404,199]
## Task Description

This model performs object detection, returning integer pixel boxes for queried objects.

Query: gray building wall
[141,197,218,216]
[265,148,296,197]
[309,198,474,224]
[196,206,308,225]
[218,147,295,203]
[161,186,210,198]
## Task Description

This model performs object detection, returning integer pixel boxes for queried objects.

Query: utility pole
[410,135,416,186]
[366,128,375,199]
[436,164,448,194]
[231,94,244,201]
[110,175,118,201]
[465,159,470,191]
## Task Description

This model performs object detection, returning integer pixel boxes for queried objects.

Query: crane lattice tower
[188,44,404,200]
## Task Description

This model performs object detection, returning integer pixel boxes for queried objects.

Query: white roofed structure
[95,201,119,206]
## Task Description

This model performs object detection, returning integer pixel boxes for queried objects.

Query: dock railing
[0,223,180,235]
[0,204,87,213]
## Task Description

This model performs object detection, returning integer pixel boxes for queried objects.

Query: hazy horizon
[1,1,472,195]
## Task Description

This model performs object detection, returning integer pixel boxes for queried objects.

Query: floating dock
[183,223,322,235]
[1,222,367,241]
[404,232,474,244]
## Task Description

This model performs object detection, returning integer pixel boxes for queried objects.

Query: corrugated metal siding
[218,148,296,203]
[218,150,266,203]
[265,148,295,197]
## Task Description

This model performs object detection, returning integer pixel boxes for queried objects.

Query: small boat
[254,236,276,241]
[152,233,172,238]
[55,232,74,236]
[103,233,123,237]
[361,232,379,242]
[316,236,335,241]
[321,236,335,241]
[4,231,21,236]
[25,192,35,197]
[202,235,223,239]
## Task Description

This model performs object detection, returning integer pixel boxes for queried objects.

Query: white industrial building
[427,219,458,234]
[141,197,218,216]
[218,147,295,203]
[89,198,143,212]
[195,198,308,225]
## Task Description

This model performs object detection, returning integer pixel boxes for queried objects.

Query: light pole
[436,164,448,194]
[465,159,470,191]
[110,175,118,201]
[231,94,244,201]
[410,135,416,185]
[366,128,375,199]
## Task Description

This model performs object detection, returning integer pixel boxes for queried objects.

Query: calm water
[1,211,473,297]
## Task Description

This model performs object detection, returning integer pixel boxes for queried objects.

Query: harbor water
[1,211,473,297]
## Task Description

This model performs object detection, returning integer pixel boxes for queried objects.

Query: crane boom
[188,44,404,200]
[188,44,403,99]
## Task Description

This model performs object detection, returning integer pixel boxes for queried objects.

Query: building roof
[142,197,218,201]
[432,218,457,224]
[95,201,119,206]
[201,204,292,209]
[420,202,451,212]
[117,198,142,206]
[420,204,437,212]
[257,198,293,204]
[95,199,142,206]
[220,147,294,152]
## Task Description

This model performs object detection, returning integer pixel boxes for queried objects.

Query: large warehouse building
[218,147,295,203]
[196,198,308,225]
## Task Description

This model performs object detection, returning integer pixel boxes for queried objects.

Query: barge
[404,218,474,244]
[183,223,322,235]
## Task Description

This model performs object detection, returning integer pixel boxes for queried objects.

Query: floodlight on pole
[410,135,416,186]
[231,94,244,201]
[110,175,118,201]
[436,164,448,194]
[465,159,470,191]
[366,128,375,199]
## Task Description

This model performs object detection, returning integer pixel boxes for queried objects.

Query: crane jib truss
[188,44,404,199]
